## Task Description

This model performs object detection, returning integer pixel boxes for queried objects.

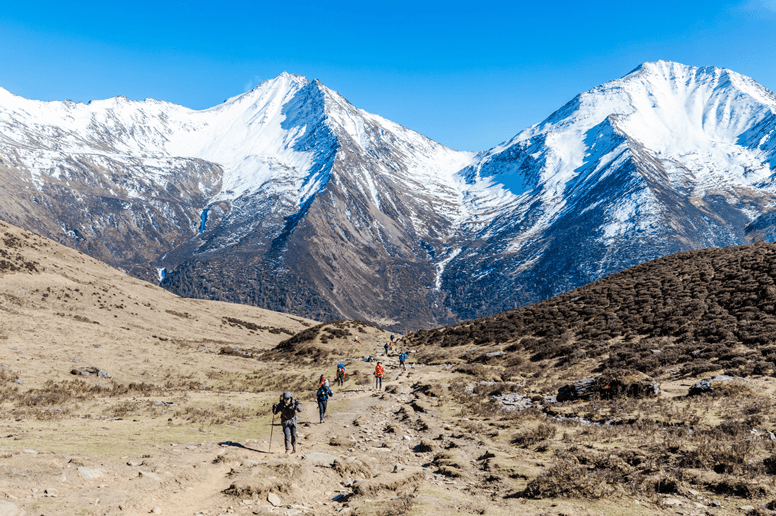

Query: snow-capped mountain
[0,72,477,328]
[0,61,775,330]
[444,60,776,319]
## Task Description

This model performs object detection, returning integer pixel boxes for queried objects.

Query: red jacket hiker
[374,364,384,378]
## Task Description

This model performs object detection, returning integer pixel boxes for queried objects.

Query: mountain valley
[4,220,776,514]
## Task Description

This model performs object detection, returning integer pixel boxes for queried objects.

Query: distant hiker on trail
[374,361,385,390]
[336,364,346,387]
[318,374,326,388]
[384,343,390,355]
[272,391,302,454]
[317,380,333,423]
[399,352,407,370]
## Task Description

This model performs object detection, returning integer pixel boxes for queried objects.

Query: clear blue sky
[1,0,774,151]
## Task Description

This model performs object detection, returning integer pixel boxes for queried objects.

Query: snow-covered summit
[0,71,475,210]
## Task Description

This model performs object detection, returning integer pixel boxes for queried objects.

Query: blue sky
[0,0,774,151]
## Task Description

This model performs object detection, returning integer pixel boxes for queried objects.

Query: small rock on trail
[267,492,282,506]
[77,467,103,480]
[301,452,338,464]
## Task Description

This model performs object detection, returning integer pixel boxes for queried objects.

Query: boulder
[77,467,103,480]
[687,375,748,396]
[556,378,596,402]
[71,366,111,378]
[557,372,659,402]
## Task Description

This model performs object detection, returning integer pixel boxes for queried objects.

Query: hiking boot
[292,445,297,454]
[285,449,290,454]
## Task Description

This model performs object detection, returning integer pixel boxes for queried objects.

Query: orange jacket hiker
[374,363,384,377]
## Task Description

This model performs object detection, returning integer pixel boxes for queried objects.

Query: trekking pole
[269,412,275,453]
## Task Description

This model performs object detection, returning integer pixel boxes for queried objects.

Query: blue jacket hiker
[272,391,302,454]
[399,352,407,369]
[317,380,333,423]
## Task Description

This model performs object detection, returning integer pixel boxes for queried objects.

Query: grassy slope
[408,242,776,380]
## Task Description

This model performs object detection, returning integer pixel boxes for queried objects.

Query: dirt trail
[1,342,699,516]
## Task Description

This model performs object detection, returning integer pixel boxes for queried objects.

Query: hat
[282,391,293,399]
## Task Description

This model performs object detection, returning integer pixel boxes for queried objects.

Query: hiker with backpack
[272,391,302,454]
[316,380,333,423]
[336,364,346,387]
[399,352,407,370]
[384,342,390,356]
[374,361,385,390]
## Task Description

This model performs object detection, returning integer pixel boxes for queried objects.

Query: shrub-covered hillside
[407,242,776,377]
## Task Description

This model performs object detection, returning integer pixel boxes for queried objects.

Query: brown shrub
[523,460,617,499]
[512,423,556,448]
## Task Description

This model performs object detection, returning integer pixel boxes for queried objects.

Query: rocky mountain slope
[1,62,776,330]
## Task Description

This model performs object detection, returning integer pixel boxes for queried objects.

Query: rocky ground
[5,334,776,516]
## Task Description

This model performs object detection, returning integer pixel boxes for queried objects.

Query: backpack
[337,364,345,377]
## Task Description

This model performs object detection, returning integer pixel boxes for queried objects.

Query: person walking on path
[399,352,407,370]
[316,380,333,423]
[336,364,346,387]
[384,343,390,356]
[374,361,385,390]
[272,391,302,454]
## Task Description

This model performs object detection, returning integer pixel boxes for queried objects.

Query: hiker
[272,391,302,454]
[399,351,407,370]
[384,342,390,356]
[318,374,326,388]
[336,363,346,387]
[317,380,333,423]
[374,361,384,390]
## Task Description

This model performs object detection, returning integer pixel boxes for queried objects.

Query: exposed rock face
[1,62,776,330]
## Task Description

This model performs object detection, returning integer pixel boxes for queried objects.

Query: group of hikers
[270,339,409,454]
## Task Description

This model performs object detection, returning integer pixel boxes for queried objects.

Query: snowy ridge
[460,61,776,247]
[2,61,776,328]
